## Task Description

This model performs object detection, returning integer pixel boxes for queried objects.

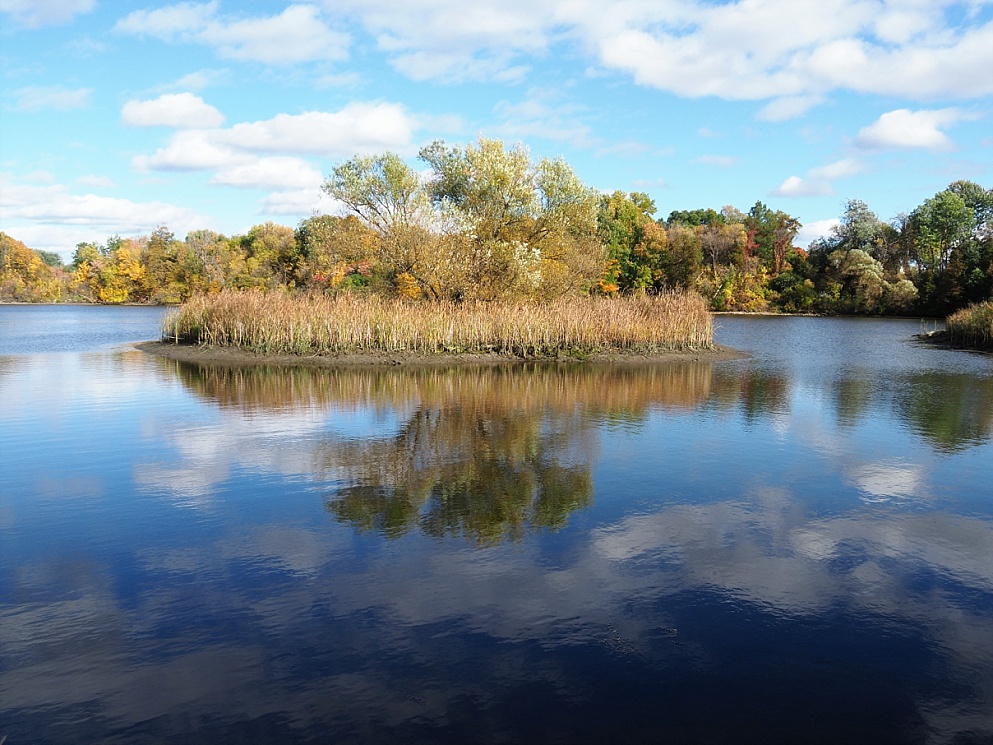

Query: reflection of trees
[168,360,714,417]
[710,367,790,420]
[317,364,715,544]
[895,372,993,452]
[167,360,715,543]
[832,377,874,427]
[324,403,594,543]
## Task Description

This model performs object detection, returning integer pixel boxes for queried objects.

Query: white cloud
[12,86,91,112]
[221,103,416,156]
[122,93,225,129]
[153,69,228,94]
[771,157,864,198]
[204,4,350,64]
[756,95,824,122]
[796,218,841,248]
[854,108,967,151]
[323,0,993,105]
[136,107,404,178]
[0,175,208,255]
[333,0,549,82]
[493,94,595,148]
[0,0,93,27]
[693,155,738,167]
[258,189,331,216]
[132,129,241,172]
[112,0,221,40]
[808,158,863,180]
[77,174,117,189]
[210,157,324,190]
[771,175,833,198]
[25,170,55,183]
[114,2,350,65]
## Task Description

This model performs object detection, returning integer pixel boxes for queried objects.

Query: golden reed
[164,290,714,357]
[946,301,993,351]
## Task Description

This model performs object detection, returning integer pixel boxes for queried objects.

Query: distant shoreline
[136,340,747,368]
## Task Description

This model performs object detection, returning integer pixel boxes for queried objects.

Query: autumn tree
[0,232,62,302]
[419,137,603,299]
[295,214,379,291]
[323,152,439,298]
[324,139,604,300]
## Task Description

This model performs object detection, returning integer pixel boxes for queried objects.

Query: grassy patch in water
[946,301,993,351]
[163,290,714,357]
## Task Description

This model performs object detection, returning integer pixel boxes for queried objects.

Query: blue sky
[2,0,991,261]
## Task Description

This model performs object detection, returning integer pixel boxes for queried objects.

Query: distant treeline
[1,138,990,316]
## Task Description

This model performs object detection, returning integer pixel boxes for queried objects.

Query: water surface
[1,307,991,744]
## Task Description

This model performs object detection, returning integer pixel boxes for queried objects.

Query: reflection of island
[828,370,993,451]
[894,371,993,452]
[709,367,791,420]
[169,361,716,542]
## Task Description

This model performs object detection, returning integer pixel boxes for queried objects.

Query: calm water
[1,306,991,744]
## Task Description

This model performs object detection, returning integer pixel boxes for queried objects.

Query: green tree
[907,189,974,312]
[597,190,657,293]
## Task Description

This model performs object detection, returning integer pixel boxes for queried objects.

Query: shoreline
[912,330,992,354]
[136,340,748,368]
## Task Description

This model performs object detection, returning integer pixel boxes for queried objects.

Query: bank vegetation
[946,301,993,350]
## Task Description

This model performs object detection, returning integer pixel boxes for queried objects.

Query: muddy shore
[136,340,747,368]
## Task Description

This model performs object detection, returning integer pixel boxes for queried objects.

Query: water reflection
[894,371,993,452]
[168,361,715,542]
[3,318,993,743]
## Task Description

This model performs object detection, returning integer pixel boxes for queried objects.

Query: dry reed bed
[946,301,993,350]
[165,291,714,357]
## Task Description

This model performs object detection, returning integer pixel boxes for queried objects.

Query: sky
[1,0,992,262]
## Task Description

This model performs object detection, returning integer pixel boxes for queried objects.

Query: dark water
[1,307,992,744]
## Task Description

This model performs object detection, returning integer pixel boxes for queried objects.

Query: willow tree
[419,138,603,299]
[324,139,604,301]
[323,152,447,298]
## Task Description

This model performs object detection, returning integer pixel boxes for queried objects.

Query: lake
[1,305,991,744]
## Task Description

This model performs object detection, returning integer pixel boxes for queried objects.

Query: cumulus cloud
[854,108,967,151]
[132,129,239,171]
[0,174,207,255]
[222,103,416,155]
[115,2,350,65]
[133,102,417,174]
[259,189,331,216]
[122,93,225,128]
[77,174,117,189]
[12,86,91,112]
[796,218,841,248]
[332,0,549,82]
[210,157,324,190]
[492,94,595,147]
[770,158,864,198]
[756,95,825,122]
[312,0,993,108]
[808,158,863,181]
[771,175,834,198]
[0,0,93,27]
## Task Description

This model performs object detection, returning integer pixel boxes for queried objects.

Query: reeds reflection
[170,361,716,542]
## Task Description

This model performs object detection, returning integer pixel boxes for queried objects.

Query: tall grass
[164,290,714,357]
[946,301,993,351]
